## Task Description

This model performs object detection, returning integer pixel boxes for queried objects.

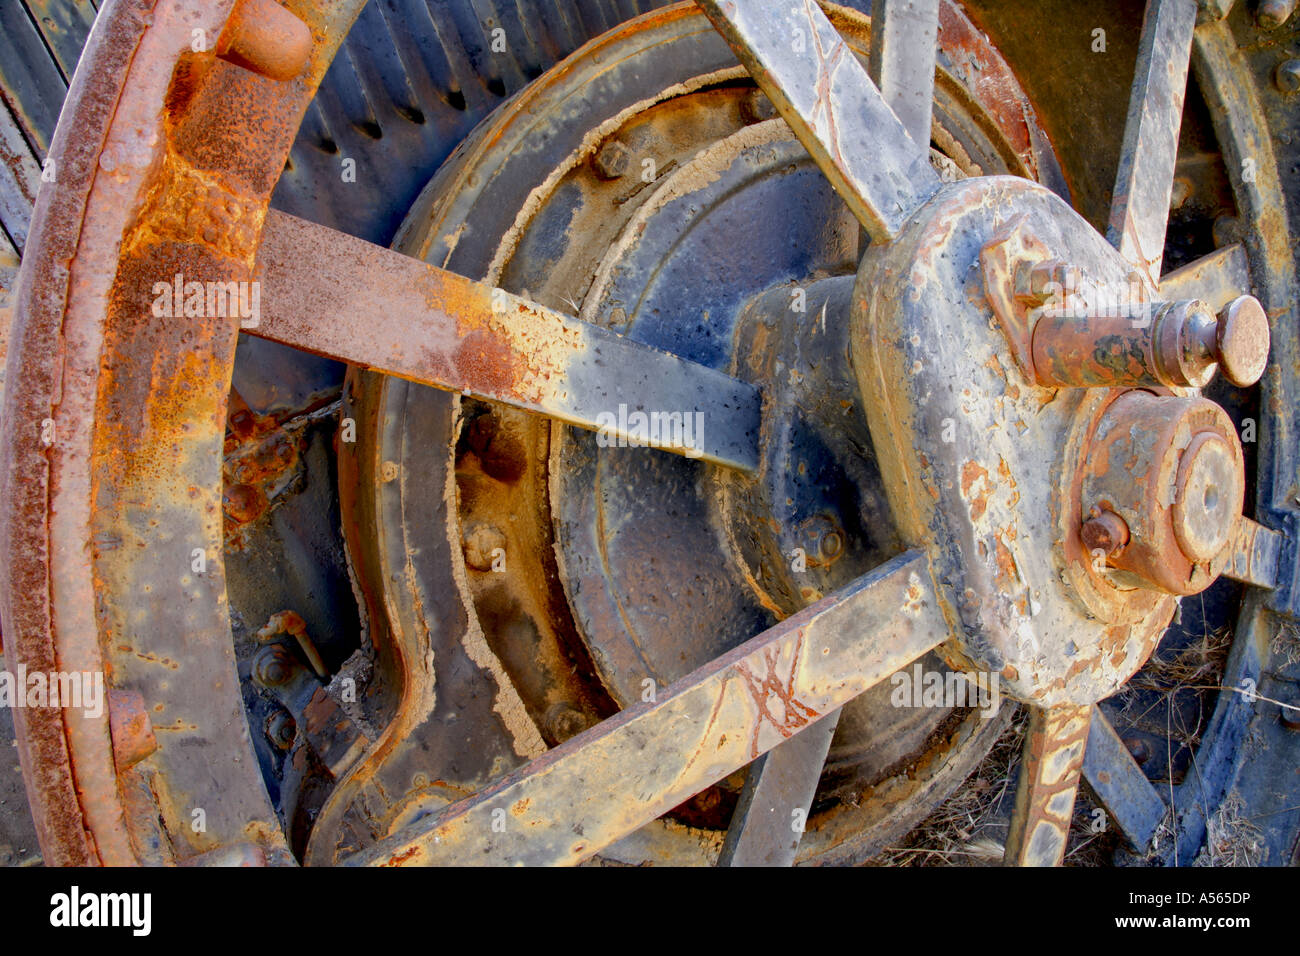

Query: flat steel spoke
[344,550,948,866]
[868,0,940,149]
[251,210,761,471]
[1004,703,1092,866]
[1081,705,1166,851]
[1106,0,1198,285]
[717,708,841,867]
[697,0,940,242]
[1157,242,1251,311]
[1221,517,1283,589]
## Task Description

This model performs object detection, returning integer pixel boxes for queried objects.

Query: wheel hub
[852,174,1264,705]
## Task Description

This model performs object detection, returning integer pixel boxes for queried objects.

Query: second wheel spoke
[251,211,761,471]
[868,0,941,150]
[1004,703,1092,866]
[697,0,940,242]
[342,550,949,866]
[1107,0,1198,285]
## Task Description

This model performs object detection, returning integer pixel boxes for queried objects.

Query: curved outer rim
[0,0,365,864]
[0,1,1292,867]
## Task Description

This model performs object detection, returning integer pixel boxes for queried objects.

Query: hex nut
[593,140,631,180]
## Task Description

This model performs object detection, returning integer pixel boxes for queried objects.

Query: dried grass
[875,709,1026,867]
[1193,792,1266,867]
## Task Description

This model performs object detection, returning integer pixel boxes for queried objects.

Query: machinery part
[1107,0,1196,287]
[336,0,1042,867]
[1078,391,1244,594]
[697,0,940,241]
[348,551,945,866]
[718,708,842,867]
[250,211,761,469]
[1030,295,1269,389]
[868,0,940,147]
[0,0,1297,870]
[1005,704,1092,866]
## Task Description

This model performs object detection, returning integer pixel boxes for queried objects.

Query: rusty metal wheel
[1,0,1298,868]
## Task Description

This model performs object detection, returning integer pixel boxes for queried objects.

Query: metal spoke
[1221,517,1283,589]
[1004,703,1092,866]
[343,550,949,866]
[1106,0,1198,285]
[696,0,940,242]
[1157,242,1251,311]
[1081,705,1166,851]
[868,0,940,150]
[251,210,761,471]
[717,708,841,867]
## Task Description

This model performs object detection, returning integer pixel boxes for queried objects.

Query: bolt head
[266,711,296,749]
[1081,510,1129,556]
[1020,259,1082,305]
[593,140,630,180]
[1259,1,1296,30]
[463,524,506,571]
[253,646,295,687]
[1216,295,1270,387]
[1122,736,1152,764]
[223,482,262,524]
[819,530,844,561]
[1276,59,1300,93]
[544,703,591,742]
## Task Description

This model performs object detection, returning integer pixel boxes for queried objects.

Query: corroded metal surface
[853,175,1178,708]
[346,550,947,866]
[718,708,841,866]
[697,0,940,241]
[1079,391,1244,595]
[341,1,1052,868]
[0,0,365,865]
[1107,0,1198,284]
[868,0,939,148]
[2,0,1295,872]
[252,211,761,470]
[1004,703,1091,866]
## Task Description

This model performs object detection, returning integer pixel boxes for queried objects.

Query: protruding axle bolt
[1081,509,1129,557]
[1032,294,1270,389]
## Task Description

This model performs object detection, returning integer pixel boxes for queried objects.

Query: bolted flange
[1078,390,1244,595]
